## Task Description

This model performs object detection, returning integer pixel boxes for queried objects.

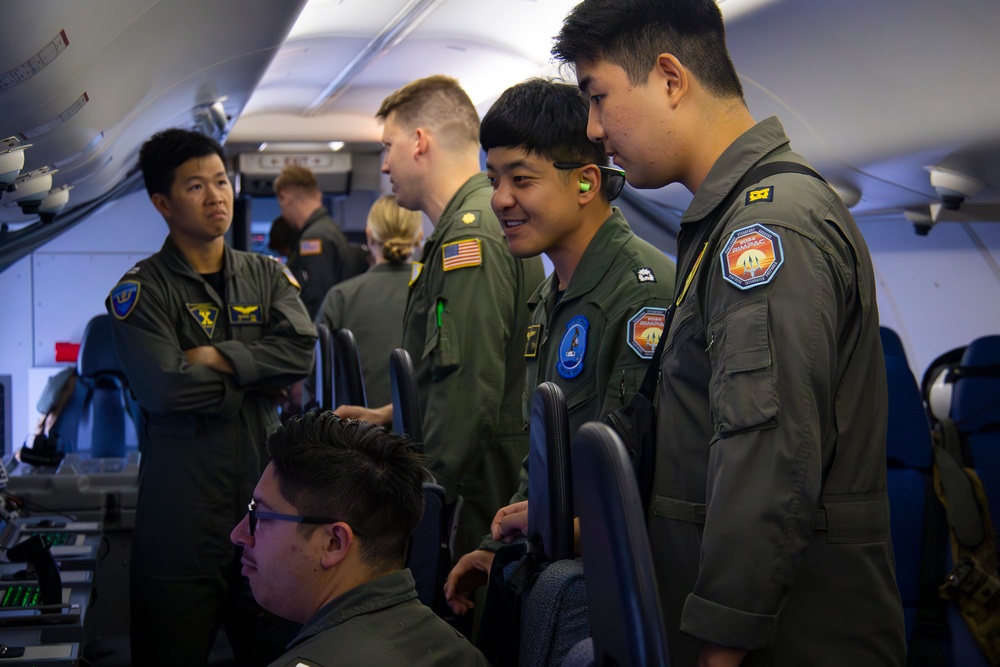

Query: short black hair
[138,128,226,197]
[481,79,617,199]
[553,0,744,99]
[266,412,426,571]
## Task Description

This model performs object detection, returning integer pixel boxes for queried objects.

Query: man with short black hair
[231,412,489,667]
[546,1,906,664]
[107,128,316,666]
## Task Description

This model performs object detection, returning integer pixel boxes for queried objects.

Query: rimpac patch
[557,316,589,379]
[745,185,774,205]
[229,304,263,325]
[720,223,783,290]
[442,239,482,271]
[111,281,140,320]
[627,307,667,359]
[187,303,220,338]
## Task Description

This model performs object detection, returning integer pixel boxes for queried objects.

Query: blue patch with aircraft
[229,304,263,324]
[557,315,589,379]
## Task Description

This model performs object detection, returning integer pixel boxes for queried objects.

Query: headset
[19,432,65,468]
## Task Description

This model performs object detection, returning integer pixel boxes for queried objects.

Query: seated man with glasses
[231,411,489,667]
[444,78,676,615]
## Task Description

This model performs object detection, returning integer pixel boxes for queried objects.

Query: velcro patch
[282,267,301,289]
[720,223,783,290]
[459,211,480,227]
[557,316,589,379]
[299,239,322,256]
[745,185,774,205]
[442,239,482,271]
[635,267,656,283]
[187,303,220,338]
[229,304,263,324]
[409,262,424,286]
[524,324,542,358]
[627,307,667,359]
[110,281,140,320]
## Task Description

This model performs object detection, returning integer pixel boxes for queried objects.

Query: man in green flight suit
[335,75,545,559]
[107,129,317,667]
[444,78,676,616]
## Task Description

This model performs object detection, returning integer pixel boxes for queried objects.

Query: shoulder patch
[110,281,140,320]
[125,266,140,276]
[720,223,783,290]
[229,304,263,325]
[459,211,480,227]
[299,238,322,256]
[441,239,482,271]
[557,316,589,379]
[409,261,424,286]
[282,266,301,289]
[627,307,667,359]
[186,303,220,338]
[635,267,656,283]
[745,185,774,205]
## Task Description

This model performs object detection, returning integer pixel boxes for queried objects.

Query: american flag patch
[299,239,322,256]
[441,239,482,271]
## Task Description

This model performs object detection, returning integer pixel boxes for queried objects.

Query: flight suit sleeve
[680,214,854,648]
[420,235,519,494]
[107,277,244,417]
[214,263,317,388]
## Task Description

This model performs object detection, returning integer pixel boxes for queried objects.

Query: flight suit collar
[159,236,244,302]
[301,206,330,234]
[426,173,489,241]
[682,115,791,226]
[528,208,633,309]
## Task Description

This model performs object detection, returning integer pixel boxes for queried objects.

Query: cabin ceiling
[2,0,1000,235]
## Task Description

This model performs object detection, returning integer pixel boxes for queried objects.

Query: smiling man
[231,412,489,667]
[107,128,317,667]
[444,78,675,618]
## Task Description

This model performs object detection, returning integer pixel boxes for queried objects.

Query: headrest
[77,314,126,378]
[879,326,908,363]
[951,335,1000,433]
[884,355,933,469]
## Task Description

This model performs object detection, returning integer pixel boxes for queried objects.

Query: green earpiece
[579,182,591,193]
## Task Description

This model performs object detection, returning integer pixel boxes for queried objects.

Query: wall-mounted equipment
[0,137,32,196]
[11,166,58,214]
[928,166,984,211]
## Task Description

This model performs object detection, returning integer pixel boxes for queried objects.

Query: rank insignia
[557,316,589,379]
[442,239,482,271]
[111,281,140,320]
[720,223,783,290]
[627,307,667,359]
[460,211,480,227]
[524,324,542,358]
[187,303,220,338]
[745,185,774,205]
[299,239,322,256]
[409,262,424,287]
[282,267,301,290]
[229,304,263,324]
[636,267,656,283]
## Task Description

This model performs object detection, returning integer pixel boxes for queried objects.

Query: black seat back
[527,381,574,562]
[390,347,422,446]
[572,422,669,667]
[312,322,334,411]
[333,328,367,408]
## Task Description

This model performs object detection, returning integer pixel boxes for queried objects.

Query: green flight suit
[107,237,316,667]
[401,174,545,557]
[317,262,412,406]
[288,206,352,319]
[651,117,905,665]
[508,209,676,503]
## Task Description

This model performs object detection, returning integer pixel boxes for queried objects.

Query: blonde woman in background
[316,194,423,406]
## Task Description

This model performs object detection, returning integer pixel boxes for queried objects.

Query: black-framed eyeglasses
[553,162,627,200]
[246,499,360,537]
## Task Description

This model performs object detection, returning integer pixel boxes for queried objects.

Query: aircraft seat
[332,328,367,408]
[310,322,334,412]
[567,422,669,667]
[72,313,140,456]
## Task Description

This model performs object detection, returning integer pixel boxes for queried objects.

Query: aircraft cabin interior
[0,0,998,665]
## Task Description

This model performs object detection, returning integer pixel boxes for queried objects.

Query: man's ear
[578,164,601,204]
[319,522,355,570]
[654,53,689,108]
[413,128,429,159]
[150,192,171,220]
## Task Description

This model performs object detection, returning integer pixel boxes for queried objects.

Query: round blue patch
[557,316,589,379]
